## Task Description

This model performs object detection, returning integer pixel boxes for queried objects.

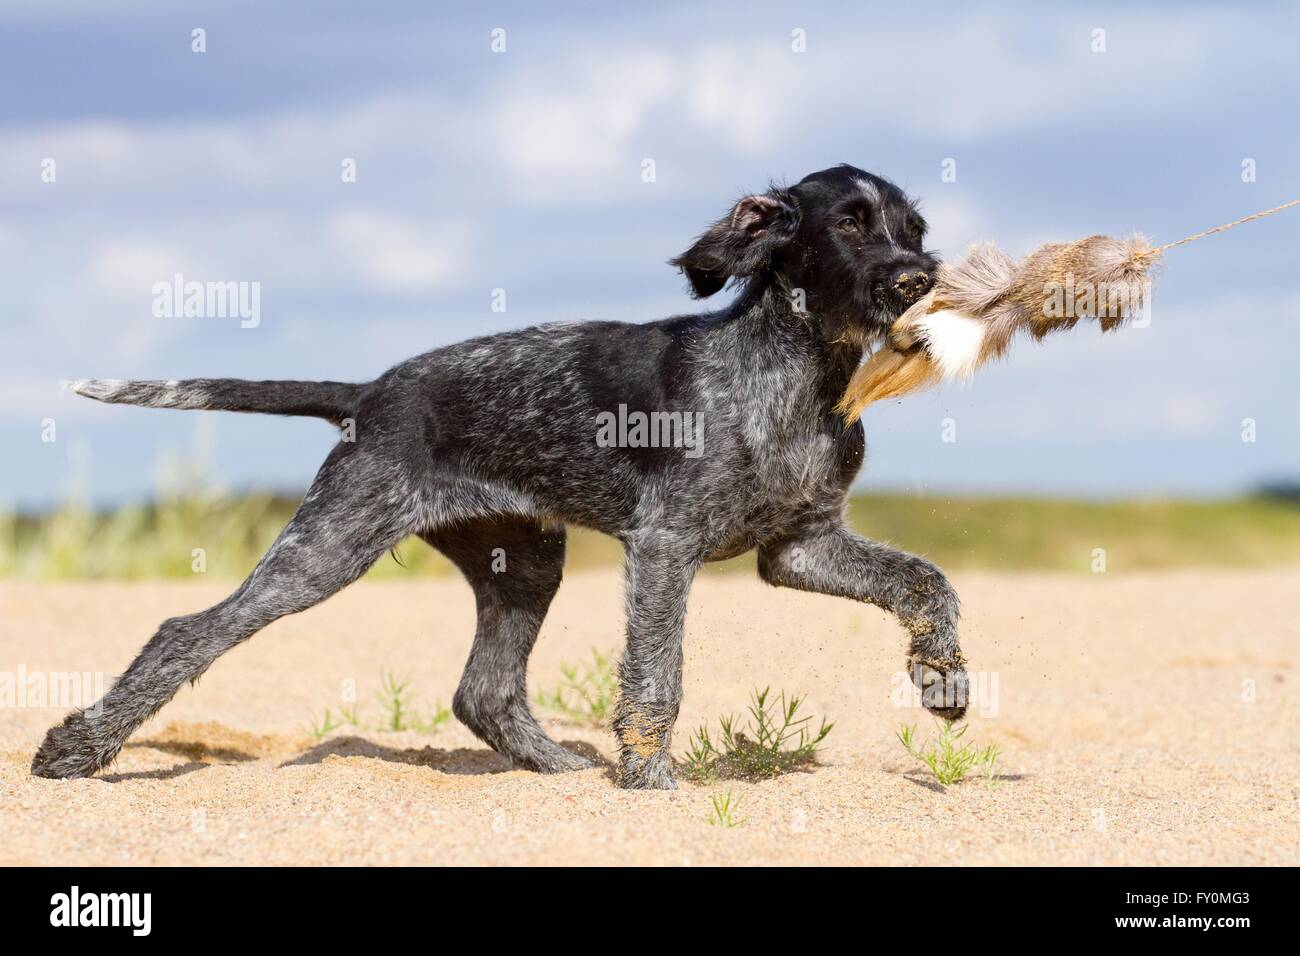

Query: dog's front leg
[758,521,969,718]
[612,531,701,790]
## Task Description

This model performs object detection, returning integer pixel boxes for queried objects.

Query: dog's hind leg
[424,517,594,773]
[31,444,419,779]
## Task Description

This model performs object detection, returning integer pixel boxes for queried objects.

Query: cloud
[2,0,1298,504]
[831,17,1209,140]
[493,50,676,187]
[912,192,989,256]
[1159,391,1218,436]
[2,7,1284,214]
[88,239,210,301]
[327,210,474,292]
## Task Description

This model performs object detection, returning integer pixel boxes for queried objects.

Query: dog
[33,164,968,789]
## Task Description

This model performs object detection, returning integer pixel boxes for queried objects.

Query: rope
[1137,197,1300,259]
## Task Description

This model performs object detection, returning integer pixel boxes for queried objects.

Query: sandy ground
[1,568,1296,866]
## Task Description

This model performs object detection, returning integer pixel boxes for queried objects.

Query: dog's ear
[670,189,799,297]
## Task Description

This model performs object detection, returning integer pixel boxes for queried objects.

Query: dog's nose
[891,268,932,303]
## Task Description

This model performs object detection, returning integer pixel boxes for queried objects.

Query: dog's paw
[517,742,598,774]
[909,658,969,722]
[614,750,678,790]
[31,711,109,780]
[612,706,677,789]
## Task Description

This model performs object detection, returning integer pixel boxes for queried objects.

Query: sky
[2,0,1298,508]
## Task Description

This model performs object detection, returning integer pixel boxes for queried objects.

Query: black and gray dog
[33,164,968,789]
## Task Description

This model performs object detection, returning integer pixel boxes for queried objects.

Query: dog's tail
[64,378,361,425]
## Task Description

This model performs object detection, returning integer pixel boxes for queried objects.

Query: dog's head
[671,164,938,340]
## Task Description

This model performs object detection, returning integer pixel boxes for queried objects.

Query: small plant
[897,720,1001,787]
[338,703,363,727]
[308,708,342,741]
[684,687,833,782]
[376,671,416,731]
[706,790,741,828]
[981,743,1002,788]
[409,700,452,733]
[373,671,451,733]
[535,648,619,726]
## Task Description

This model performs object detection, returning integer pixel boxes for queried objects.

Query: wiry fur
[34,165,968,790]
[838,234,1159,423]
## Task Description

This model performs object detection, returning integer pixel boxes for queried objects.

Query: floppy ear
[669,189,799,297]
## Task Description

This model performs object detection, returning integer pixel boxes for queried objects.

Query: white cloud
[327,210,474,293]
[681,44,792,153]
[494,51,675,181]
[1160,392,1218,436]
[88,239,206,301]
[912,192,989,255]
[0,7,1274,216]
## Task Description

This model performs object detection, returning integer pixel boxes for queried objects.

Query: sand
[1,568,1296,866]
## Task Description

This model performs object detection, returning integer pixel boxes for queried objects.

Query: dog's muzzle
[890,267,932,304]
[874,265,935,313]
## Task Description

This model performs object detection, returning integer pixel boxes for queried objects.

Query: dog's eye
[837,217,860,233]
[908,224,924,244]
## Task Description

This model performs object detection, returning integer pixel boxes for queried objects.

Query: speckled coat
[35,165,968,789]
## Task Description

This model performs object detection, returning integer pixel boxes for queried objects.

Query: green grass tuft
[370,671,450,734]
[897,720,1001,787]
[684,687,833,782]
[308,708,343,741]
[535,648,618,726]
[706,790,741,828]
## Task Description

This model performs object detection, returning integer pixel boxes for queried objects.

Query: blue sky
[2,0,1298,508]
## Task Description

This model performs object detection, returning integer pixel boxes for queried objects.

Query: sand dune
[1,569,1296,866]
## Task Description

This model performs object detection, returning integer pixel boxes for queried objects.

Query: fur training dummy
[836,200,1300,424]
[836,235,1157,420]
